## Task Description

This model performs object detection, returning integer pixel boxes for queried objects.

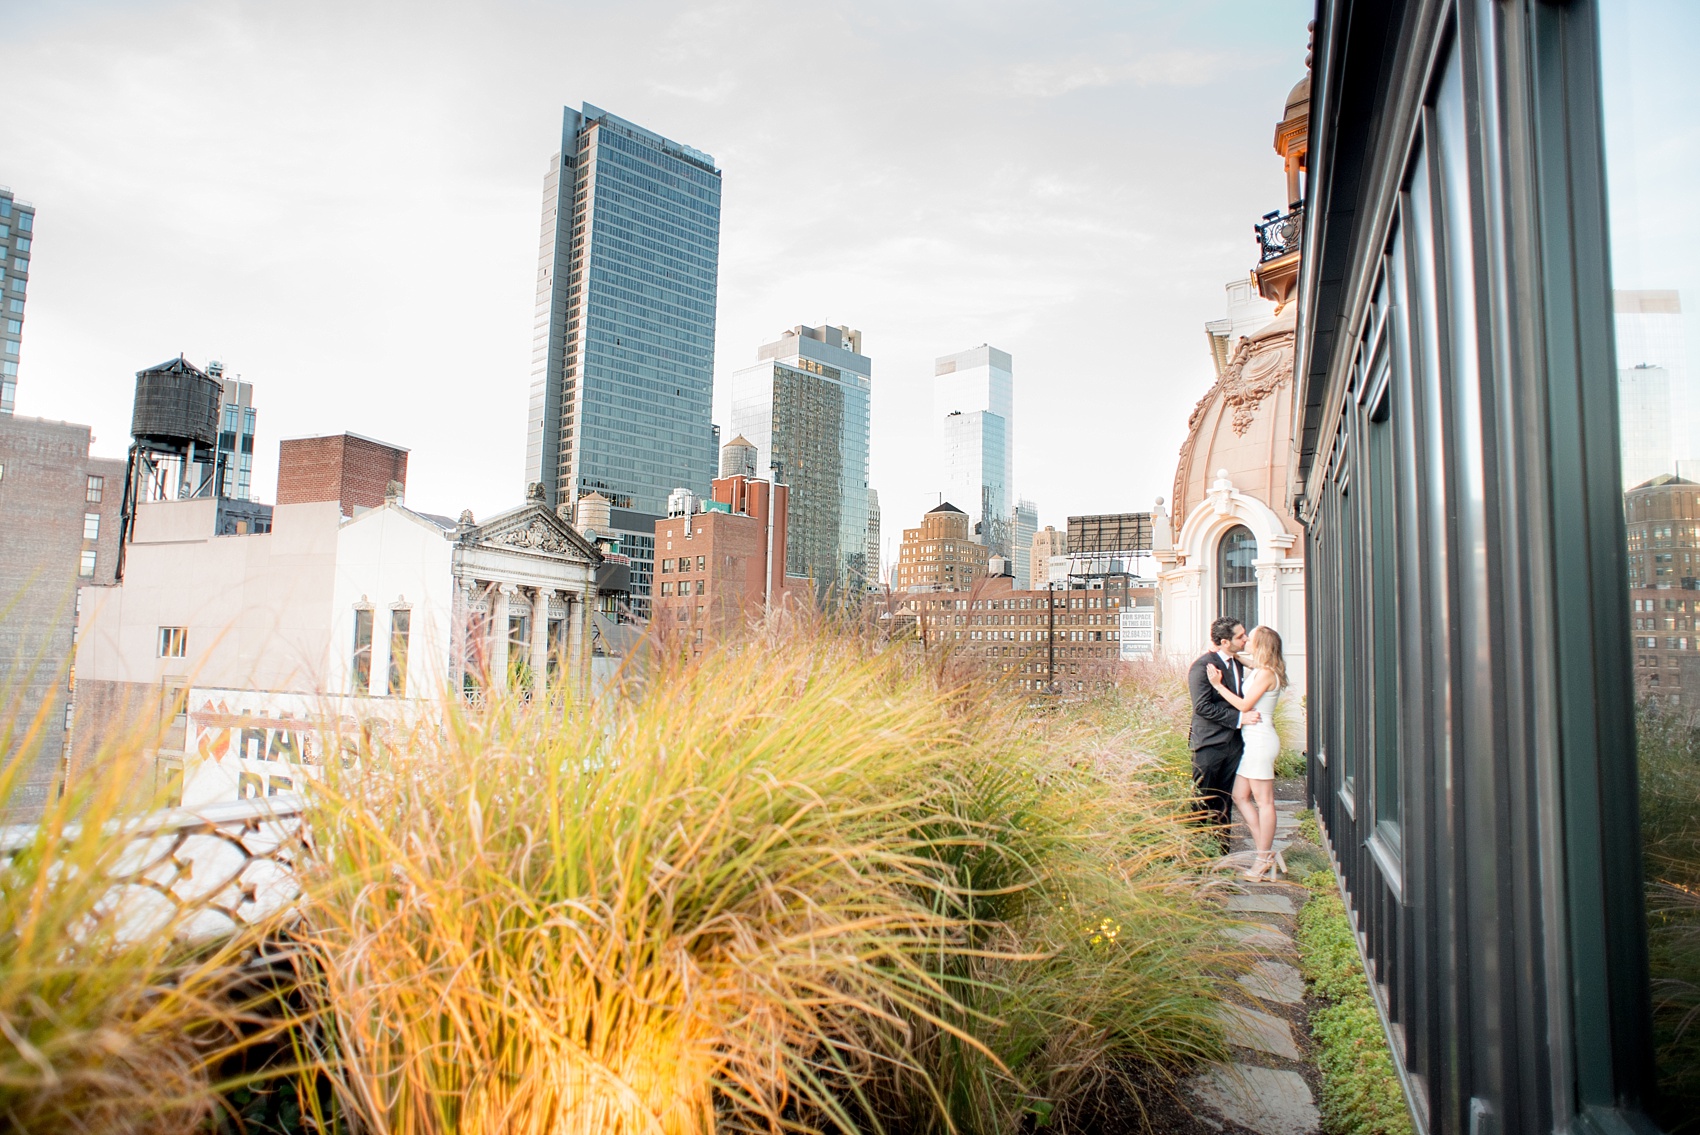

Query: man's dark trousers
[1187,649,1244,839]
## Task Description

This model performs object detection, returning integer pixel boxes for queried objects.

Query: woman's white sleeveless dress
[1237,671,1282,780]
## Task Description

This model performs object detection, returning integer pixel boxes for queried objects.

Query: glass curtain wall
[1602,1,1700,1122]
[1295,1,1697,1129]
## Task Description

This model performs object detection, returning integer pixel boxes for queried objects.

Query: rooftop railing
[1255,203,1304,263]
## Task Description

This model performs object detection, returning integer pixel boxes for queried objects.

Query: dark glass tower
[525,104,722,521]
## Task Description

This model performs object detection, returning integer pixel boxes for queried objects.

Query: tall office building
[1010,499,1038,587]
[729,325,872,589]
[866,489,882,586]
[935,345,1013,556]
[209,361,257,500]
[0,187,36,415]
[524,104,722,518]
[1616,290,1691,488]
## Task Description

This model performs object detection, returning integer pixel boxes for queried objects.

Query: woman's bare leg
[1232,775,1257,845]
[1248,777,1277,855]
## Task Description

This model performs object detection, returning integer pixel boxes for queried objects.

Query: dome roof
[1169,308,1304,544]
[1284,75,1310,120]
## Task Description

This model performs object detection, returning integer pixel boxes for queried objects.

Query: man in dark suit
[1189,616,1261,847]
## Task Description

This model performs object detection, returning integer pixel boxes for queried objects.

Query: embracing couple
[1187,616,1289,881]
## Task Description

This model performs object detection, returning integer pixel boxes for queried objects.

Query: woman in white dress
[1206,626,1288,881]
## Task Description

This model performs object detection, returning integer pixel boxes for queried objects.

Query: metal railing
[0,795,308,944]
[1255,203,1304,263]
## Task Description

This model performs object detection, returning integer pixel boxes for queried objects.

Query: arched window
[1218,525,1258,630]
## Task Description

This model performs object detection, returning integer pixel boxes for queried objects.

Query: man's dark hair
[1210,616,1244,646]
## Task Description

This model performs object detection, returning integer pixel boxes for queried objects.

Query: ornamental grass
[286,622,1236,1134]
[0,679,287,1134]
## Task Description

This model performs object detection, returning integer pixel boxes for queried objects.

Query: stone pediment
[462,505,602,563]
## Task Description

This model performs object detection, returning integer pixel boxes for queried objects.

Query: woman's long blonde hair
[1247,625,1288,690]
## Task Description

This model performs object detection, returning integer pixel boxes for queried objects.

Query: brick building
[276,433,408,516]
[893,573,1154,693]
[0,414,124,816]
[652,474,803,646]
[894,502,989,592]
[1625,473,1700,704]
[1028,524,1068,589]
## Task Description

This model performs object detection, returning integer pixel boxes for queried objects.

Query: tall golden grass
[0,686,286,1134]
[286,625,1234,1135]
[1,619,1238,1133]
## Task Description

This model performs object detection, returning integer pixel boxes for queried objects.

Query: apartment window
[696,555,705,570]
[14,238,27,253]
[3,341,16,356]
[243,407,256,434]
[661,558,674,572]
[85,475,104,503]
[157,626,187,658]
[660,581,673,596]
[387,609,410,696]
[351,608,374,694]
[82,512,99,540]
[4,320,18,334]
[15,214,28,232]
[79,550,96,577]
[0,225,7,238]
[10,280,23,293]
[7,299,20,313]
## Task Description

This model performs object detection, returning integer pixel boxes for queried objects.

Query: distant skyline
[0,0,1311,557]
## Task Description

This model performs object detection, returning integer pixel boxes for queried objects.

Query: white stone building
[73,486,600,804]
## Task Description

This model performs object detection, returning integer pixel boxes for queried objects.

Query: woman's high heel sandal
[1273,850,1289,879]
[1242,851,1275,882]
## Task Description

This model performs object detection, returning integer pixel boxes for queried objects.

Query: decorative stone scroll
[492,520,570,553]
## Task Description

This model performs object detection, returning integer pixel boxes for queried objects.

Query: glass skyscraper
[730,325,872,591]
[0,187,36,416]
[934,345,1014,557]
[524,104,722,520]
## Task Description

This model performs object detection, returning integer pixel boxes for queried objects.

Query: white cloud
[2,0,1312,552]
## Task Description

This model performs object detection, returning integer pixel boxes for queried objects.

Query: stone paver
[1225,892,1296,915]
[1218,1003,1301,1060]
[1224,923,1296,952]
[1188,1063,1320,1135]
[1238,959,1305,1004]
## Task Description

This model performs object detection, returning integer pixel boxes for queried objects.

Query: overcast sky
[3,0,1312,565]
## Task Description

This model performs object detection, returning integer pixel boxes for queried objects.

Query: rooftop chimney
[277,433,409,518]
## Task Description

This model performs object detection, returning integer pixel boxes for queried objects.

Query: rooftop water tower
[117,355,224,578]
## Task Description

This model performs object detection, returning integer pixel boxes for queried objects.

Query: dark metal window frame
[1295,1,1656,1132]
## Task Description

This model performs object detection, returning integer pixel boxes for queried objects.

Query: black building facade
[1298,2,1693,1133]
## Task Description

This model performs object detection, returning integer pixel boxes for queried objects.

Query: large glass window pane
[1217,524,1258,630]
[351,608,373,695]
[387,609,410,697]
[1601,1,1700,1119]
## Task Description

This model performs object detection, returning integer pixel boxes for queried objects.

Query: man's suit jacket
[1188,650,1244,754]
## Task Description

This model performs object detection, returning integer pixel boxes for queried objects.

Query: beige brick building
[0,414,124,817]
[894,502,988,593]
[893,573,1155,693]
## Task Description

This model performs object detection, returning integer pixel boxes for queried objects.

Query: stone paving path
[1183,794,1323,1135]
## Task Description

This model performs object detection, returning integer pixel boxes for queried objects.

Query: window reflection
[1601,0,1700,1120]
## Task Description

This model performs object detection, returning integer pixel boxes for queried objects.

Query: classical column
[492,584,515,691]
[451,578,475,693]
[568,588,588,690]
[531,587,554,700]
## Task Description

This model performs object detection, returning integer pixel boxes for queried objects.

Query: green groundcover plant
[1295,870,1412,1135]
